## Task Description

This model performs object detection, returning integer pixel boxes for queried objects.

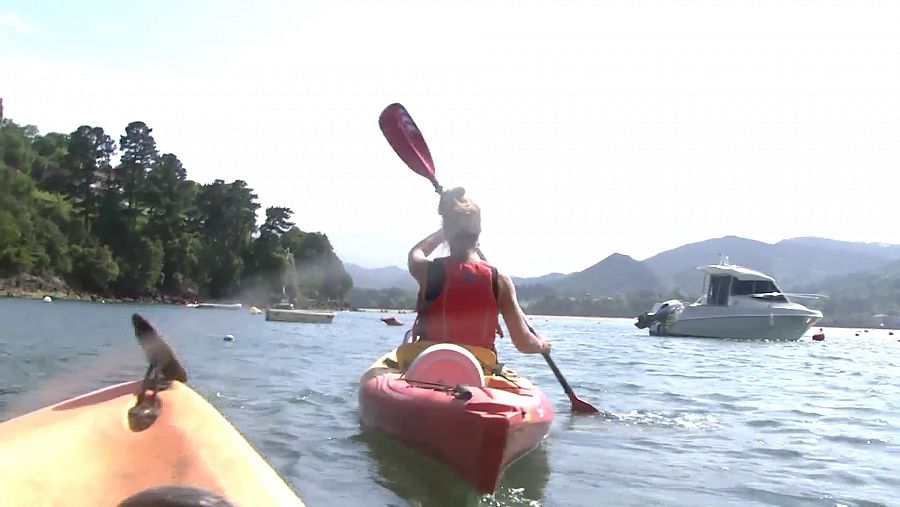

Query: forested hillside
[0,118,351,304]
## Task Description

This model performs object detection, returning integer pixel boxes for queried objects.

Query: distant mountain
[344,263,417,291]
[804,256,900,293]
[779,237,900,262]
[512,272,567,287]
[345,236,900,325]
[643,236,772,292]
[800,257,900,326]
[544,253,663,297]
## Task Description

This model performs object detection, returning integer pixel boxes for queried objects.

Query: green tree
[144,153,200,294]
[117,121,158,211]
[195,180,260,298]
[29,132,69,193]
[0,115,355,305]
[62,126,116,221]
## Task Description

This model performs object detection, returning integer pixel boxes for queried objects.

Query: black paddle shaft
[541,351,576,398]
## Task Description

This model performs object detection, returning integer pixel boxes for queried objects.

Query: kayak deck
[0,312,305,507]
[0,379,303,506]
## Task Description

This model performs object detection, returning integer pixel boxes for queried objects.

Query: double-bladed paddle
[378,102,600,414]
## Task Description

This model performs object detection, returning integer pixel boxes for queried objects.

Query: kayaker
[407,187,551,355]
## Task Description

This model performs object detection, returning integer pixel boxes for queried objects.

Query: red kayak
[381,316,404,326]
[358,341,553,493]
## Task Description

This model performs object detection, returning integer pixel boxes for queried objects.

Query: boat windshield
[707,276,731,306]
[730,279,787,301]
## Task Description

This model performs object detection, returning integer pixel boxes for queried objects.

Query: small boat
[358,341,554,493]
[188,302,243,310]
[381,316,404,326]
[271,288,294,310]
[266,308,335,323]
[635,257,825,340]
[0,314,303,506]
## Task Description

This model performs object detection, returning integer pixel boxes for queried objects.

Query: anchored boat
[265,308,335,323]
[635,258,825,340]
[263,291,335,323]
[187,302,243,310]
[358,341,554,493]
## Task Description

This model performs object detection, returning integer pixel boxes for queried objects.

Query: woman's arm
[408,229,445,284]
[497,272,551,354]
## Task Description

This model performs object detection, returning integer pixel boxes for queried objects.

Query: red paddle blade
[569,394,601,414]
[379,103,436,182]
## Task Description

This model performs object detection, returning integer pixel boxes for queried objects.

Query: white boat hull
[188,303,243,310]
[265,308,335,324]
[651,312,821,340]
[637,260,826,341]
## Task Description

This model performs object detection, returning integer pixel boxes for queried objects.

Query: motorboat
[635,258,824,340]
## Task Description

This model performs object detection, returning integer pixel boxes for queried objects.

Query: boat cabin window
[707,276,731,306]
[730,279,787,301]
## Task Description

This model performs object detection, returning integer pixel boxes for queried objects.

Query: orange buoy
[812,332,825,341]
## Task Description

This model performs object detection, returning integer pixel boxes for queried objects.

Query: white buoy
[249,306,262,315]
[224,334,235,342]
[42,296,52,303]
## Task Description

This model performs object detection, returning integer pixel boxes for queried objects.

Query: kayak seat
[405,343,486,388]
[395,340,498,372]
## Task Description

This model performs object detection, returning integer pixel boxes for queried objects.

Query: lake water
[1,298,898,506]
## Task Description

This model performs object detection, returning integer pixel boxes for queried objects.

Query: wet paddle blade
[542,352,601,414]
[379,103,437,184]
[569,394,601,414]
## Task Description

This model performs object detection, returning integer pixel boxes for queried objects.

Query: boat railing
[750,292,829,300]
[749,292,829,310]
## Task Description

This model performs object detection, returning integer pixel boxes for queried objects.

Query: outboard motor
[634,300,680,329]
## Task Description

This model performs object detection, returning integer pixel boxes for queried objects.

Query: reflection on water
[356,428,549,507]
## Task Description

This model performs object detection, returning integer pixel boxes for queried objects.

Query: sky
[2,1,898,277]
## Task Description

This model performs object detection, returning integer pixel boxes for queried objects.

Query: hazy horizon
[346,233,900,277]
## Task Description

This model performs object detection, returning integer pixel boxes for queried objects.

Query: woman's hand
[408,228,446,284]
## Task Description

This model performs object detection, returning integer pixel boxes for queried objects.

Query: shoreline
[4,293,892,331]
[0,275,342,310]
[1,289,164,305]
[0,290,343,312]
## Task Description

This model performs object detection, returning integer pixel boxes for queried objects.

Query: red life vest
[417,257,500,350]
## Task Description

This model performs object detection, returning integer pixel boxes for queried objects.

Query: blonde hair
[438,187,481,244]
